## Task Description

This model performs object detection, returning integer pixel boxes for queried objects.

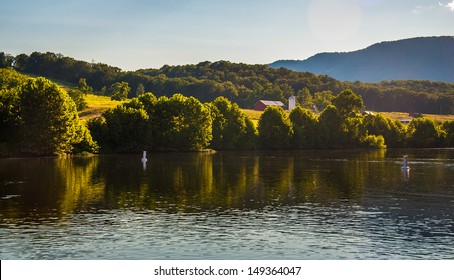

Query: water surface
[1,150,453,259]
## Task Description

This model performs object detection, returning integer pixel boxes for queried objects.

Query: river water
[0,149,453,259]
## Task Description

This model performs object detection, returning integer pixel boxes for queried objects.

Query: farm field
[242,109,454,125]
[78,94,123,120]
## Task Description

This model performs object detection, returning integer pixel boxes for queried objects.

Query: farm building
[254,100,285,111]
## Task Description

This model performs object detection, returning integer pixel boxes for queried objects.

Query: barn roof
[256,100,285,106]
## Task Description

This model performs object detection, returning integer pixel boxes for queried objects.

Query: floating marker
[401,155,410,171]
[141,151,147,163]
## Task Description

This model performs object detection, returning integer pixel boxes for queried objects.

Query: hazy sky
[1,0,453,70]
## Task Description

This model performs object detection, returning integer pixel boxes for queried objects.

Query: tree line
[87,88,454,153]
[1,68,454,156]
[1,51,453,114]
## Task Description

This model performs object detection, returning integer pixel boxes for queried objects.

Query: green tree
[0,69,25,153]
[313,90,334,112]
[138,92,158,115]
[109,81,130,101]
[135,83,145,97]
[289,106,318,149]
[318,105,345,148]
[0,52,14,68]
[363,113,406,148]
[0,88,21,154]
[77,78,93,94]
[258,106,293,149]
[210,96,251,150]
[237,116,257,150]
[407,118,442,148]
[152,94,212,151]
[67,89,88,111]
[296,88,313,109]
[19,77,95,155]
[102,104,151,152]
[332,89,364,117]
[441,120,454,147]
[344,116,367,147]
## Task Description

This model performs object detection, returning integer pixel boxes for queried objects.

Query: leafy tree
[407,118,442,148]
[77,78,93,94]
[137,92,158,115]
[0,70,25,154]
[67,89,88,111]
[152,94,212,151]
[295,88,313,109]
[344,116,367,147]
[258,106,293,149]
[289,106,318,149]
[441,120,454,147]
[135,83,145,97]
[318,105,345,148]
[0,52,14,68]
[86,117,107,150]
[109,81,130,101]
[210,96,251,150]
[102,104,151,152]
[363,135,386,149]
[332,88,364,117]
[0,68,27,89]
[237,116,257,150]
[0,88,21,154]
[313,91,334,112]
[19,77,95,155]
[363,113,406,147]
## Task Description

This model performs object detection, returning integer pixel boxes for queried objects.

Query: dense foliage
[1,51,453,114]
[86,88,454,152]
[0,68,97,156]
[1,68,454,156]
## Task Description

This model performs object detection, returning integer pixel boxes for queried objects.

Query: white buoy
[141,151,147,163]
[401,155,410,170]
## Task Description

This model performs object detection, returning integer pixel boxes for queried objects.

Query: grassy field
[78,94,123,120]
[380,112,454,123]
[77,94,454,124]
[241,109,454,125]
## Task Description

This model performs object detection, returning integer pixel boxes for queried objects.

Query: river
[0,149,453,259]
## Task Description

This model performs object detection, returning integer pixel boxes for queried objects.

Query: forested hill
[1,50,454,114]
[270,36,454,83]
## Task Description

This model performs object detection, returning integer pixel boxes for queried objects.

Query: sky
[0,0,453,70]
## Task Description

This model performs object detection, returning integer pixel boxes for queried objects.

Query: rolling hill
[270,36,454,83]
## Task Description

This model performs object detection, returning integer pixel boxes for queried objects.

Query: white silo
[288,96,296,111]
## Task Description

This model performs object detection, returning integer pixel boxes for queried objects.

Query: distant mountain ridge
[270,36,454,83]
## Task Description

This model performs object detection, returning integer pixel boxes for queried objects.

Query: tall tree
[109,81,130,101]
[289,106,318,149]
[441,120,454,147]
[210,96,250,150]
[407,118,442,148]
[102,104,151,152]
[19,77,94,155]
[135,83,145,97]
[77,78,93,94]
[258,106,293,149]
[332,88,364,117]
[318,105,345,148]
[313,90,334,112]
[296,88,313,109]
[152,94,212,151]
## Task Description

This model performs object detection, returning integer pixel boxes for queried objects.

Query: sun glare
[308,0,362,42]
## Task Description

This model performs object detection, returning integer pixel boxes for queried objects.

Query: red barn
[254,100,285,111]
